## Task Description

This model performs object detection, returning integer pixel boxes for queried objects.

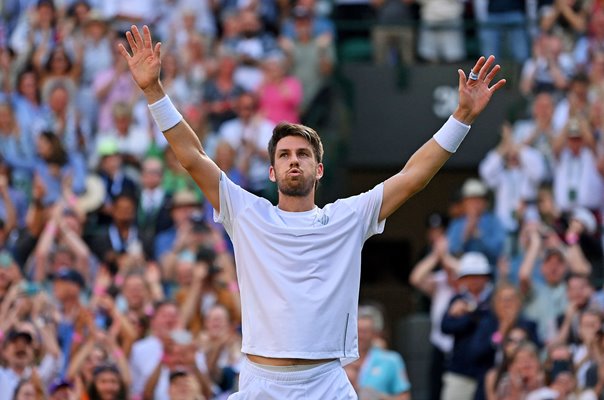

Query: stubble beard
[277,174,315,197]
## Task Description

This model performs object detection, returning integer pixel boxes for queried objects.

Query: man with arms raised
[119,25,505,399]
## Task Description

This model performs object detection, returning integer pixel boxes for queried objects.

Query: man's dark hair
[268,123,324,166]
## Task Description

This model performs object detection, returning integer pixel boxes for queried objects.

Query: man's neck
[277,193,316,212]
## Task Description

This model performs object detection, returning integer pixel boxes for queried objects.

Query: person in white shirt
[552,115,603,213]
[0,328,62,400]
[129,300,212,399]
[218,92,275,196]
[479,124,547,238]
[119,25,506,399]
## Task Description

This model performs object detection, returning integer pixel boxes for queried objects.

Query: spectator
[257,52,303,124]
[551,112,603,213]
[202,48,244,132]
[344,304,411,400]
[519,33,574,98]
[409,212,456,400]
[415,0,466,63]
[94,137,139,222]
[552,73,590,134]
[0,325,61,399]
[441,252,493,400]
[168,368,207,400]
[87,363,129,400]
[217,92,274,197]
[95,101,151,167]
[155,189,203,264]
[370,0,415,65]
[32,203,93,283]
[573,10,604,72]
[176,245,240,333]
[469,282,540,399]
[138,157,174,260]
[447,178,506,265]
[198,304,242,397]
[479,123,547,246]
[231,10,278,92]
[556,273,598,345]
[12,377,46,400]
[93,38,140,133]
[484,328,543,399]
[281,1,336,42]
[540,0,589,52]
[0,101,36,196]
[479,0,530,64]
[279,6,336,126]
[87,192,144,270]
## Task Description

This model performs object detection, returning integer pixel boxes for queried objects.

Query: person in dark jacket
[441,251,493,400]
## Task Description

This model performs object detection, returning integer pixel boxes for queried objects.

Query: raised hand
[118,25,162,95]
[454,55,506,125]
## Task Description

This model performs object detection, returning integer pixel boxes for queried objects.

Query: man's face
[459,275,489,295]
[123,276,147,309]
[541,254,566,285]
[53,280,80,303]
[141,159,163,190]
[112,197,136,226]
[269,135,323,197]
[151,304,179,338]
[567,277,591,306]
[3,337,34,369]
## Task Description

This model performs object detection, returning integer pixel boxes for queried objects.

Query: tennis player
[119,25,505,399]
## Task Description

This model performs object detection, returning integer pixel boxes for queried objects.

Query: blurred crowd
[0,0,339,399]
[408,1,604,398]
[0,0,603,400]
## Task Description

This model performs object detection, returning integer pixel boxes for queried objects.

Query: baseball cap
[6,329,33,343]
[48,378,72,394]
[53,267,86,288]
[461,178,488,198]
[457,252,491,278]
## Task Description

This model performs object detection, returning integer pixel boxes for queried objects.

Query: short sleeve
[391,354,411,394]
[338,183,386,241]
[213,172,259,236]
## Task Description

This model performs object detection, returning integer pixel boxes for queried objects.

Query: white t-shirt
[214,173,385,365]
[129,335,207,399]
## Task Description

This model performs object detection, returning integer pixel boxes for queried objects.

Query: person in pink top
[257,53,303,124]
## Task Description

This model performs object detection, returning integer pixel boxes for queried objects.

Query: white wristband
[148,95,183,132]
[432,116,471,153]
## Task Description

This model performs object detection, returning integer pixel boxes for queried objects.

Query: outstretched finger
[142,25,152,50]
[154,42,161,59]
[125,31,137,53]
[117,43,132,61]
[485,64,501,85]
[131,25,144,49]
[470,56,486,77]
[478,55,495,80]
[489,78,507,93]
[458,69,467,88]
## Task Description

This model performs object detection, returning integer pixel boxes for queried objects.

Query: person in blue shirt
[345,304,411,400]
[447,178,505,266]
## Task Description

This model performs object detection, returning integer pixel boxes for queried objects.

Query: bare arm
[518,225,542,295]
[119,25,222,212]
[379,56,506,221]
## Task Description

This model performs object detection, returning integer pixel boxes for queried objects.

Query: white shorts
[228,358,358,400]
